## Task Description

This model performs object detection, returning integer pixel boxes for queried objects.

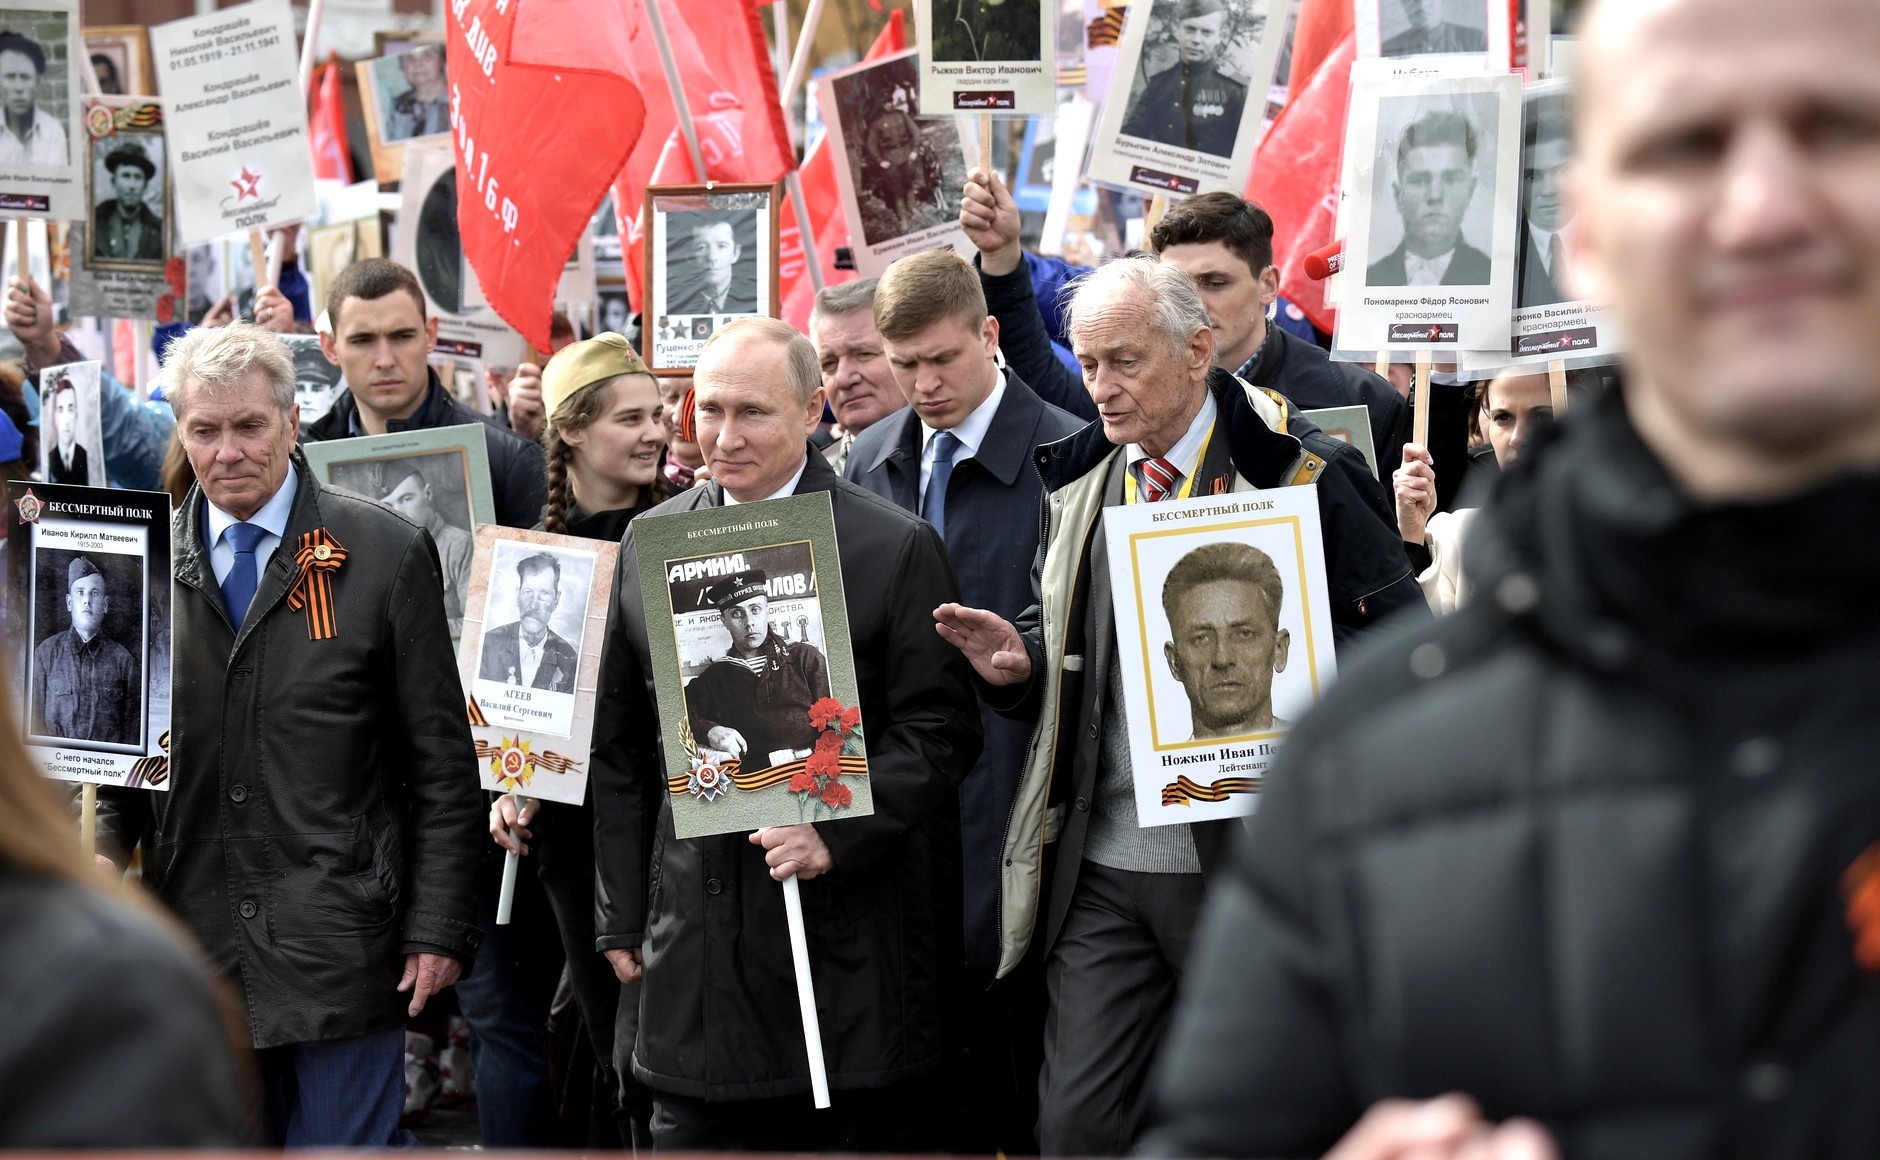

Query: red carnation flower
[788,770,817,794]
[839,706,861,735]
[806,749,840,778]
[808,697,844,730]
[814,730,843,756]
[820,780,853,809]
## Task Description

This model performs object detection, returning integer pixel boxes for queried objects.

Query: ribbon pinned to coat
[286,529,347,640]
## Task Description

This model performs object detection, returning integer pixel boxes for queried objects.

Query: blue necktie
[923,431,959,538]
[220,521,267,627]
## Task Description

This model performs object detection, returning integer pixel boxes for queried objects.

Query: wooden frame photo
[84,111,167,275]
[641,181,781,376]
[82,25,152,97]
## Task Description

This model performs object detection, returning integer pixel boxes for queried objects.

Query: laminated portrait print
[1334,70,1522,356]
[1354,0,1512,70]
[1462,79,1624,375]
[0,0,83,221]
[38,361,104,487]
[1104,486,1337,826]
[457,527,617,807]
[5,482,173,789]
[394,142,528,372]
[633,493,873,840]
[643,184,779,374]
[356,42,449,186]
[280,334,344,426]
[916,0,1054,116]
[818,49,981,276]
[150,0,317,245]
[1083,0,1286,198]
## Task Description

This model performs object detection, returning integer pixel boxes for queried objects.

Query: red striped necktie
[1139,456,1179,503]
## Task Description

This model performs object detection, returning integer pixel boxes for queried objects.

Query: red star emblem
[231,167,261,200]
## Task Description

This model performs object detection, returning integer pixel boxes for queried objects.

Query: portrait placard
[1103,486,1336,826]
[65,225,180,321]
[1333,71,1521,355]
[83,100,166,274]
[818,49,981,276]
[1083,0,1286,199]
[0,1,84,222]
[457,526,617,807]
[356,42,449,185]
[1301,404,1378,478]
[150,0,317,245]
[302,426,496,641]
[642,182,780,375]
[5,482,172,789]
[38,360,103,487]
[83,26,153,96]
[305,215,380,323]
[395,143,527,371]
[915,0,1054,116]
[632,493,872,840]
[281,334,343,426]
[1355,0,1511,68]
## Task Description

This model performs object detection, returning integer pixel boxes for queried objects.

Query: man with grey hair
[96,322,484,1147]
[591,316,983,1149]
[809,278,908,473]
[934,257,1420,1154]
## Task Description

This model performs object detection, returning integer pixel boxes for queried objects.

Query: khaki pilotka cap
[540,332,650,420]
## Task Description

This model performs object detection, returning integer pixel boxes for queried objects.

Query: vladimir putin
[1161,541,1290,741]
[32,555,139,744]
[1367,108,1492,287]
[1119,0,1248,158]
[670,215,757,316]
[478,553,579,692]
[93,142,163,262]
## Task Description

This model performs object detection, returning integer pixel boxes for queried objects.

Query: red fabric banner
[309,52,352,183]
[448,0,647,351]
[1284,0,1352,100]
[1247,32,1354,335]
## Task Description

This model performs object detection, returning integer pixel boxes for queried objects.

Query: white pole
[298,0,328,95]
[495,792,527,925]
[772,1,791,92]
[780,0,829,118]
[781,875,831,1108]
[785,169,825,293]
[644,0,710,180]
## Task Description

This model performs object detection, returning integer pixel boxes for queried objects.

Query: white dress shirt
[519,633,545,685]
[722,456,809,506]
[206,464,299,586]
[919,373,1006,507]
[1527,221,1574,279]
[0,106,67,166]
[1404,249,1456,286]
[1125,392,1217,504]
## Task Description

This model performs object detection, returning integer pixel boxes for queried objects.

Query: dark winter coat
[1146,387,1880,1159]
[592,447,983,1099]
[98,452,484,1048]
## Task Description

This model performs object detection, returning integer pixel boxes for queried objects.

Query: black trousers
[1038,861,1206,1156]
[649,1082,929,1152]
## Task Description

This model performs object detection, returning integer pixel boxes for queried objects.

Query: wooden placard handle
[1412,351,1432,451]
[14,218,29,290]
[1547,357,1568,414]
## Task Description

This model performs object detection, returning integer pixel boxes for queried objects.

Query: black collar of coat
[1034,366,1305,493]
[698,440,841,507]
[860,368,1045,488]
[315,368,451,440]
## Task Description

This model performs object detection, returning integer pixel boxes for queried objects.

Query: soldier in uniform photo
[932,0,1041,62]
[1160,541,1290,742]
[1381,0,1488,56]
[1367,107,1492,287]
[669,214,757,316]
[682,570,830,770]
[375,462,473,635]
[0,31,65,165]
[44,374,87,484]
[1119,0,1248,158]
[93,141,163,262]
[32,555,139,744]
[478,552,579,692]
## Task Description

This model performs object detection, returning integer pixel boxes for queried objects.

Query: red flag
[448,0,647,351]
[1284,0,1353,100]
[309,52,351,183]
[1247,32,1354,335]
[777,10,905,329]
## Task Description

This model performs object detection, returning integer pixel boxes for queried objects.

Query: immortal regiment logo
[230,166,262,201]
[1387,322,1461,344]
[14,489,42,525]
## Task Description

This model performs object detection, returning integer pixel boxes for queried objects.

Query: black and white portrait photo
[597,289,631,336]
[664,208,758,316]
[87,131,165,270]
[38,361,103,487]
[467,539,599,740]
[1117,0,1254,159]
[29,549,143,747]
[830,53,967,246]
[1516,87,1574,309]
[929,0,1042,62]
[369,43,449,144]
[1159,541,1291,742]
[1378,0,1487,57]
[184,240,220,325]
[84,27,150,98]
[1365,93,1502,288]
[415,164,464,315]
[0,20,67,165]
[645,184,777,370]
[332,453,475,634]
[283,334,344,427]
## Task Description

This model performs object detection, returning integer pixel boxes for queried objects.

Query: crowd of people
[2,0,1878,1155]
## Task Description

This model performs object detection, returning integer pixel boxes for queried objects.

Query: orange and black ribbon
[128,730,171,788]
[286,529,347,641]
[471,739,586,774]
[1161,774,1262,807]
[666,754,869,797]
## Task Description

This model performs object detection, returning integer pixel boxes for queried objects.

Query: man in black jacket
[960,179,1408,473]
[304,258,546,529]
[592,317,982,1150]
[96,323,483,1147]
[1144,0,1880,1156]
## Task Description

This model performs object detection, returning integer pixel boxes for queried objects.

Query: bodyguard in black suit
[845,250,1082,1154]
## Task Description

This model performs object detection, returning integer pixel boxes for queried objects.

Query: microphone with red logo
[1303,239,1344,281]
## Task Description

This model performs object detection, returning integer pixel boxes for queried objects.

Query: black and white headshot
[370,43,448,143]
[598,289,631,336]
[1366,94,1500,287]
[284,334,344,426]
[477,550,582,693]
[0,22,67,165]
[930,0,1042,62]
[831,54,966,245]
[1517,89,1573,308]
[40,363,103,487]
[1118,0,1253,158]
[31,552,141,746]
[88,49,122,95]
[333,454,474,634]
[184,241,221,324]
[89,133,164,269]
[1379,0,1487,57]
[1159,541,1290,742]
[665,209,758,317]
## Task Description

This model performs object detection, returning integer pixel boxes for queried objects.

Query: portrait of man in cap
[681,569,831,769]
[31,554,140,746]
[328,455,474,635]
[0,29,66,166]
[91,137,164,265]
[478,551,580,692]
[1159,541,1291,742]
[1119,0,1249,159]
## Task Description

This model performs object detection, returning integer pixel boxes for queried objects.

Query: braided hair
[542,373,670,534]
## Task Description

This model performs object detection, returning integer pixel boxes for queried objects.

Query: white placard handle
[782,874,831,1108]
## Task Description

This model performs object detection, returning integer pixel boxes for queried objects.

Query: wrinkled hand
[253,285,295,333]
[201,296,236,329]
[489,794,538,855]
[1393,443,1437,545]
[960,167,1023,277]
[397,952,462,1017]
[508,362,545,441]
[705,725,748,758]
[933,602,1032,686]
[5,276,59,366]
[1327,1096,1557,1160]
[604,946,643,984]
[750,824,835,881]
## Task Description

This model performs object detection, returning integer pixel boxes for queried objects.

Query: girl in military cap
[539,332,670,541]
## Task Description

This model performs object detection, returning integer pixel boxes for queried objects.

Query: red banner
[448,0,647,351]
[1247,33,1354,335]
[309,52,352,183]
